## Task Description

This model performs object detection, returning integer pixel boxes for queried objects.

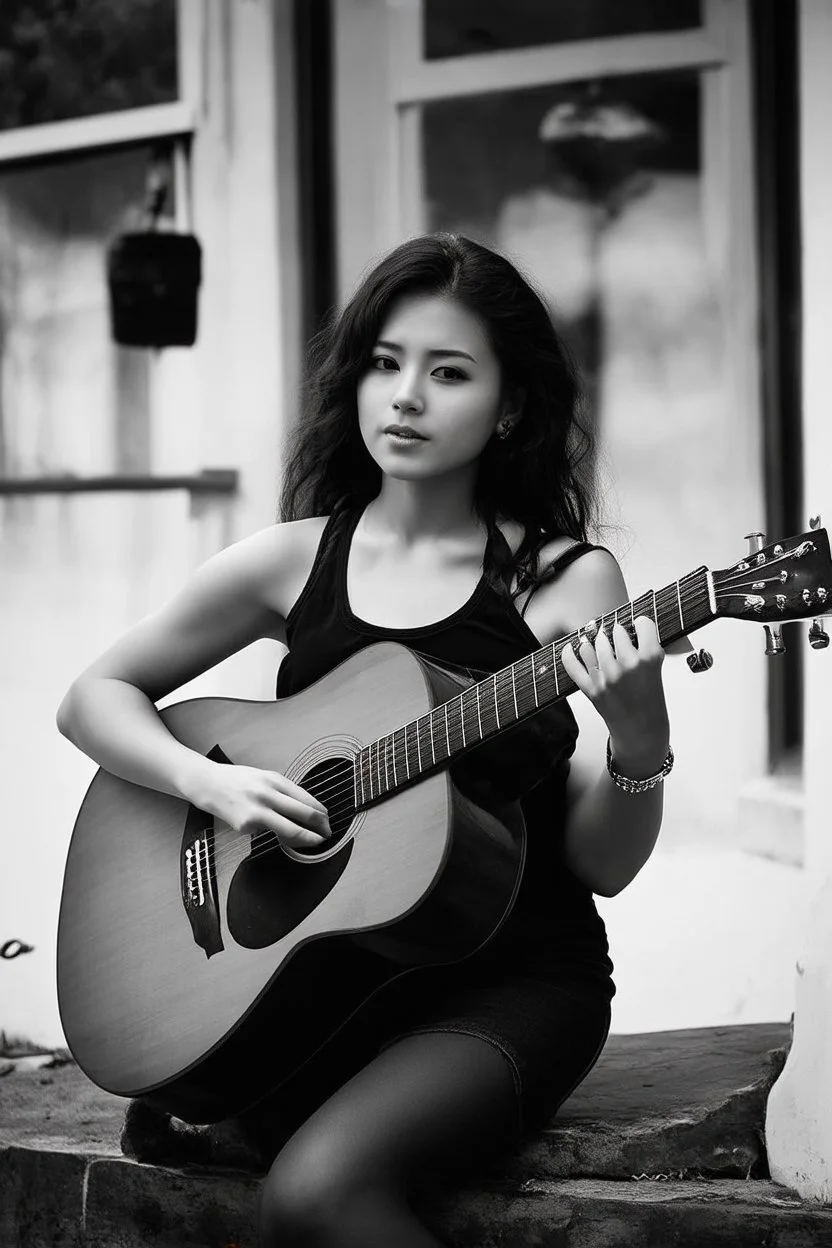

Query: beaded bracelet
[606,737,674,795]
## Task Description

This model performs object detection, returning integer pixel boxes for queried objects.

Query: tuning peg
[686,649,714,674]
[809,515,822,530]
[764,624,786,656]
[745,531,766,556]
[808,619,830,650]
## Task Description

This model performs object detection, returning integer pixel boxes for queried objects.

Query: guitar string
[194,577,709,870]
[185,578,708,874]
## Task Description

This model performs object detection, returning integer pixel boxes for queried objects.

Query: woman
[57,233,672,1247]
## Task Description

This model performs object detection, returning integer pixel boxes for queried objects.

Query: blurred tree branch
[0,0,177,130]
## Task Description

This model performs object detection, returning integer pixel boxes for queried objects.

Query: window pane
[422,70,730,586]
[0,0,177,131]
[0,146,175,477]
[424,0,702,60]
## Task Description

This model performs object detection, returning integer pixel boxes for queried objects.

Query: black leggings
[258,1031,520,1247]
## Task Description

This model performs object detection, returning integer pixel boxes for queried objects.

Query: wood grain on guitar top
[56,642,525,1120]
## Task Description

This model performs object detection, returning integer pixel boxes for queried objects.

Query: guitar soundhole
[226,755,358,949]
[292,756,357,858]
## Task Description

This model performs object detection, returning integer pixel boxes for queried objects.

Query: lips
[384,425,427,440]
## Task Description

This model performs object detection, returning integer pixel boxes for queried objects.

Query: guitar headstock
[712,526,832,623]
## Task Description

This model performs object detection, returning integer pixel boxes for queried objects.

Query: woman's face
[356,293,508,481]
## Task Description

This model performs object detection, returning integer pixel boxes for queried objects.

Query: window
[0,0,178,130]
[0,0,198,479]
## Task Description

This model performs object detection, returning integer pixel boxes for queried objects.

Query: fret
[494,665,518,727]
[397,727,408,782]
[403,722,413,779]
[530,652,539,707]
[374,739,382,796]
[476,683,483,740]
[356,749,365,805]
[510,655,535,718]
[532,646,559,705]
[405,720,419,777]
[425,713,436,766]
[479,677,500,737]
[459,687,474,747]
[556,638,576,698]
[429,708,441,764]
[493,674,500,730]
[444,702,452,757]
[384,735,391,792]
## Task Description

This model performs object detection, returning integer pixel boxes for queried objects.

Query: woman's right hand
[190,761,332,849]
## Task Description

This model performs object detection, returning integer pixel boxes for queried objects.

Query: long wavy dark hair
[278,233,599,603]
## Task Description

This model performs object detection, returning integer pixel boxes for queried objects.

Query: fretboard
[354,566,714,808]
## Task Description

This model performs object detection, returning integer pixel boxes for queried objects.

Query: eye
[370,355,398,371]
[433,365,467,381]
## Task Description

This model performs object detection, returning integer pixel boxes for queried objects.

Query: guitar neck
[355,566,715,808]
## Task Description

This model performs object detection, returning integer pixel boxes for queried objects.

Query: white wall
[0,0,300,1049]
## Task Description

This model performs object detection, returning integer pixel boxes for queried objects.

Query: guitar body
[57,642,526,1123]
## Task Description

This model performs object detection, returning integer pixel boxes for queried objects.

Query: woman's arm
[528,547,671,897]
[56,522,331,847]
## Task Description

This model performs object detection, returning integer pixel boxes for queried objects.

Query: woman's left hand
[560,616,670,771]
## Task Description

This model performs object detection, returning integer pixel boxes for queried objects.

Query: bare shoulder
[258,515,329,623]
[207,514,330,635]
[535,539,627,635]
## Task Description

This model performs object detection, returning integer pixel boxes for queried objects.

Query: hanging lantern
[107,159,202,348]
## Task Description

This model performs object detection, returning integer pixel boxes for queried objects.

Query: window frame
[0,0,202,169]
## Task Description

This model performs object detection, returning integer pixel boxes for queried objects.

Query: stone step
[517,1020,791,1181]
[4,1144,832,1248]
[0,1021,802,1246]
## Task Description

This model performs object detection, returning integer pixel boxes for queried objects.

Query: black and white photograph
[1,2,830,1245]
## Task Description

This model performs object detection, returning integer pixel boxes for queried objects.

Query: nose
[392,371,424,414]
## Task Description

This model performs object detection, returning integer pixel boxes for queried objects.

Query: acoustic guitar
[57,525,832,1122]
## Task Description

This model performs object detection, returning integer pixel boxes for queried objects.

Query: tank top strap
[540,540,608,580]
[517,539,610,620]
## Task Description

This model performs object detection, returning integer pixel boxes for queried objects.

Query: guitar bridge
[179,746,227,958]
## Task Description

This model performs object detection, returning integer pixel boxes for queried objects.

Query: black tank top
[276,505,612,973]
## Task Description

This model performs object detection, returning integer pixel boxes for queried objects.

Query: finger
[560,642,594,693]
[611,620,638,664]
[267,811,330,848]
[576,635,600,675]
[268,772,329,816]
[593,626,617,677]
[633,615,664,659]
[267,790,332,837]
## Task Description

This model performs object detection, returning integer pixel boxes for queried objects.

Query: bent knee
[258,1149,389,1247]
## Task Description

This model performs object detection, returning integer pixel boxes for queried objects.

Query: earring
[497,419,513,440]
